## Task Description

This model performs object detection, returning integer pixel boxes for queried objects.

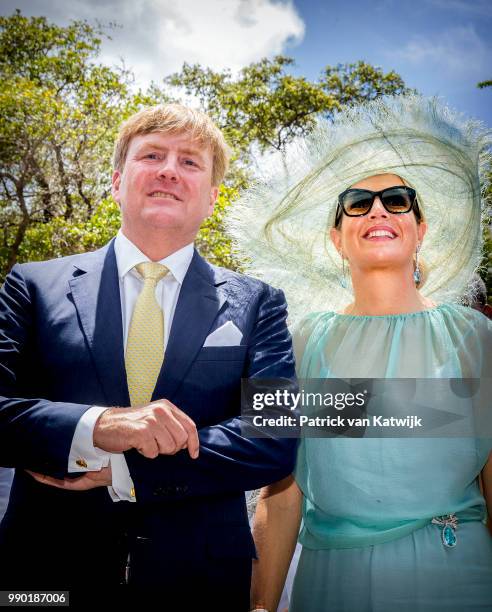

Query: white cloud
[1,0,305,87]
[391,25,491,79]
[155,0,304,70]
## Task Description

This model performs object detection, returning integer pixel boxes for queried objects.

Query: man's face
[111,131,218,244]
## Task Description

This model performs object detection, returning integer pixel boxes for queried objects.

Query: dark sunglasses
[335,186,422,226]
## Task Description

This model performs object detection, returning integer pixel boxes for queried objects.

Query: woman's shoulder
[291,310,338,337]
[437,303,492,376]
[291,311,339,367]
[438,302,492,333]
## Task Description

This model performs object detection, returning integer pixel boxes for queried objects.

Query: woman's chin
[356,257,412,274]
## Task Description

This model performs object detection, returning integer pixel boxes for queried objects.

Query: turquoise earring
[413,243,421,285]
[340,251,348,289]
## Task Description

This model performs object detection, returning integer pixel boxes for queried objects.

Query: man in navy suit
[0,104,296,609]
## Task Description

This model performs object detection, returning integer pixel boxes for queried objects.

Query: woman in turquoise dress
[226,96,492,611]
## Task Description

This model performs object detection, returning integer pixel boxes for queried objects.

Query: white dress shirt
[68,230,194,501]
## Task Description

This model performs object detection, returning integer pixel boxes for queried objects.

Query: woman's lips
[363,226,397,240]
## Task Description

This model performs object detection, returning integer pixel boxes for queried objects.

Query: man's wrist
[92,407,129,452]
[92,407,111,447]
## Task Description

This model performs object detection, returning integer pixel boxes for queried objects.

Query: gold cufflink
[76,458,88,468]
[130,488,136,498]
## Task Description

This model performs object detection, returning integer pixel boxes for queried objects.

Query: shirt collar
[114,229,194,284]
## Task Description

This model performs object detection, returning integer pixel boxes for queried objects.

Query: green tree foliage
[0,11,150,276]
[320,60,409,106]
[17,197,122,263]
[476,78,492,300]
[166,56,409,167]
[481,175,492,301]
[482,225,492,301]
[167,57,332,158]
[196,185,241,270]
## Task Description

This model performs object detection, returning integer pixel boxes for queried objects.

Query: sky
[2,0,491,125]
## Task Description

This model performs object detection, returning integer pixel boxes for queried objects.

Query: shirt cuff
[68,405,111,472]
[108,454,136,502]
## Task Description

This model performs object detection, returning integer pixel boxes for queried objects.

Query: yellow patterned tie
[125,262,168,406]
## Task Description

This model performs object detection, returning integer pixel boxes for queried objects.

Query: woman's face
[330,174,427,276]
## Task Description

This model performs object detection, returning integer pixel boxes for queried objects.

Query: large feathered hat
[226,95,491,324]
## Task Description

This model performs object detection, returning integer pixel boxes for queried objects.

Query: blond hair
[113,104,230,186]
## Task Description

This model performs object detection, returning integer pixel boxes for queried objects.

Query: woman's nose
[368,197,388,218]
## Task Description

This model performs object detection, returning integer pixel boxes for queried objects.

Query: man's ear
[330,227,342,253]
[208,186,219,216]
[111,170,121,204]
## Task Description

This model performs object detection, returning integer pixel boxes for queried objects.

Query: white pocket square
[203,321,243,347]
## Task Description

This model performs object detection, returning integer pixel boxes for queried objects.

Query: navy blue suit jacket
[0,240,296,598]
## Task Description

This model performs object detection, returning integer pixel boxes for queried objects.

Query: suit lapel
[69,240,130,407]
[154,251,227,400]
[69,245,227,406]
